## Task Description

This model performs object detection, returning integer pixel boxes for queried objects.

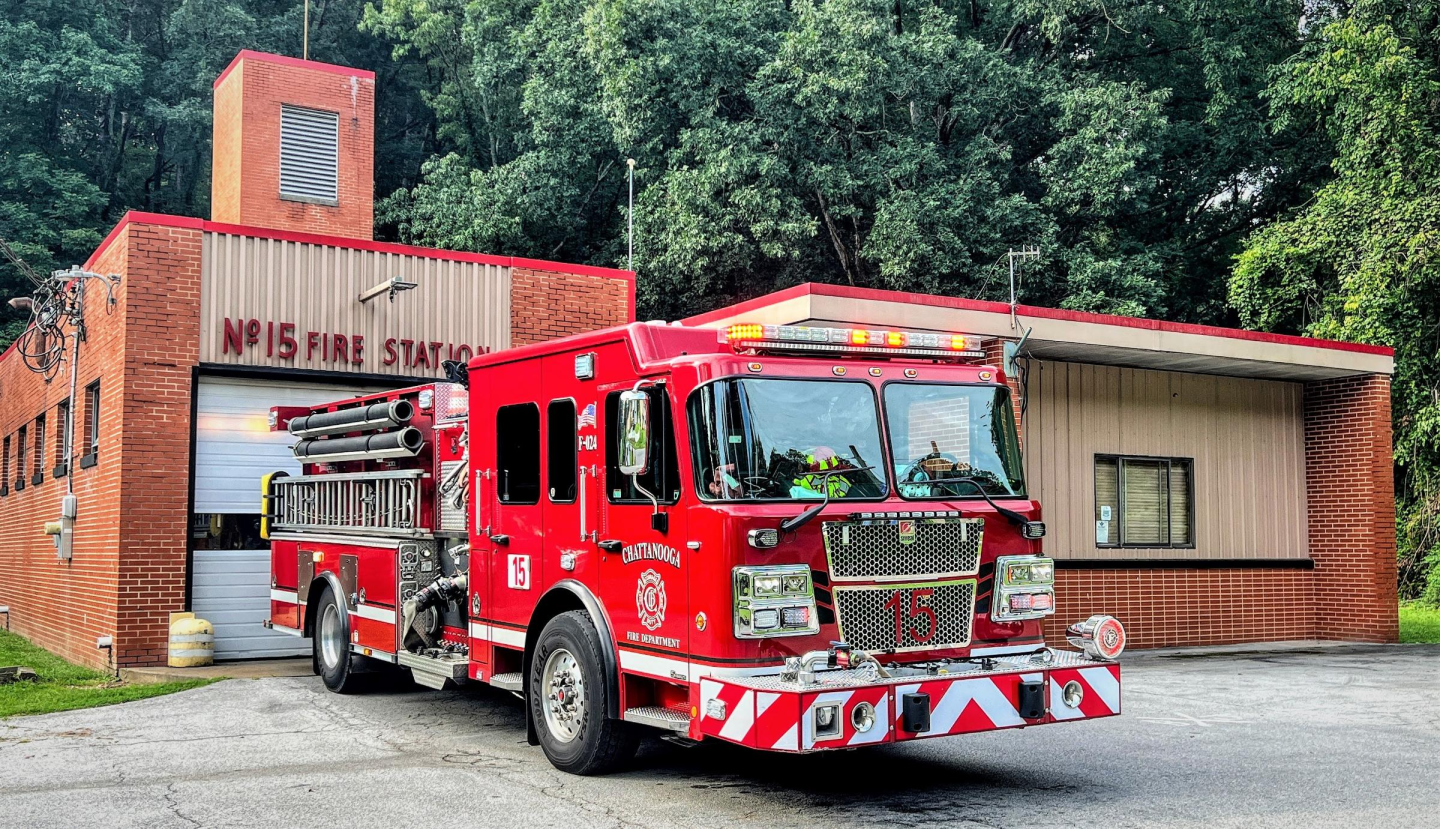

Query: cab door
[479,374,545,654]
[594,371,689,668]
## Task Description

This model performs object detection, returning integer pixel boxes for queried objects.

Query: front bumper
[697,649,1119,751]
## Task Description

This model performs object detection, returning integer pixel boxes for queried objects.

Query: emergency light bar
[724,323,984,359]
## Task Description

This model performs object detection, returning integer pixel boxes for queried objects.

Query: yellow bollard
[168,612,215,668]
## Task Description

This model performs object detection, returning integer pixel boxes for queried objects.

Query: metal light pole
[627,158,636,273]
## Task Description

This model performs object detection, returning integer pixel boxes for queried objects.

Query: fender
[525,579,622,721]
[302,570,347,638]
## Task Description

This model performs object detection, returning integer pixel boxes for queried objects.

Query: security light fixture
[7,297,32,312]
[358,276,418,304]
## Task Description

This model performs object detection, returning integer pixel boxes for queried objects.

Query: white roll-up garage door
[191,376,386,659]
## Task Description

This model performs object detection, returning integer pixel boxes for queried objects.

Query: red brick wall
[0,223,204,669]
[114,225,203,666]
[509,267,633,346]
[1042,568,1315,649]
[0,237,130,670]
[211,53,375,240]
[1305,375,1398,642]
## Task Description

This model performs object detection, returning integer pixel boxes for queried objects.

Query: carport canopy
[683,283,1393,382]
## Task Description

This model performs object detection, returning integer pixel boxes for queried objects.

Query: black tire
[528,610,639,775]
[313,586,360,693]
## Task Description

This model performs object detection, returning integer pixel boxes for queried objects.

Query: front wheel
[313,586,359,693]
[528,610,638,775]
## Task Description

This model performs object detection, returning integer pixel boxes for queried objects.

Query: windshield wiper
[779,465,876,534]
[919,476,1030,528]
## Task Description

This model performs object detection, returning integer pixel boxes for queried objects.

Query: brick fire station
[0,50,1396,670]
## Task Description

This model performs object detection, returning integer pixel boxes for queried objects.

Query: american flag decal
[578,402,597,428]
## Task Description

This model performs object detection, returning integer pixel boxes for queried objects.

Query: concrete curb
[120,657,311,685]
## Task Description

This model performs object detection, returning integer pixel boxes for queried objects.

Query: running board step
[398,651,468,690]
[490,672,523,693]
[623,706,691,733]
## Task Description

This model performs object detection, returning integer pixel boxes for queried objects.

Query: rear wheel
[314,586,359,693]
[529,610,638,775]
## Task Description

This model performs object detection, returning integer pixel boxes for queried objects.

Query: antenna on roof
[1007,246,1040,330]
[303,1,310,60]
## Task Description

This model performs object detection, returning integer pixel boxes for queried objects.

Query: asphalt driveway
[3,643,1438,828]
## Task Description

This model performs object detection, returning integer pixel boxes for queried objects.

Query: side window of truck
[605,389,680,504]
[547,399,577,502]
[496,403,541,504]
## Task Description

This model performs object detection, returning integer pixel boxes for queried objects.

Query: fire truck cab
[264,320,1126,775]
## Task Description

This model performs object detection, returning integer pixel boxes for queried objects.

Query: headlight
[754,575,783,597]
[1002,557,1054,587]
[734,564,819,638]
[993,555,1056,621]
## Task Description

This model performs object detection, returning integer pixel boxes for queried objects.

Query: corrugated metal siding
[192,550,308,659]
[1024,360,1308,560]
[199,232,511,374]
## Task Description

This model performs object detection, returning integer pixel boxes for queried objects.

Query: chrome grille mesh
[822,518,983,581]
[834,580,976,653]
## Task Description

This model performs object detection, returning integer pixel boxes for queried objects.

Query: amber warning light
[724,323,983,359]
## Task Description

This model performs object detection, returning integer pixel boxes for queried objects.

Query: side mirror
[617,389,651,476]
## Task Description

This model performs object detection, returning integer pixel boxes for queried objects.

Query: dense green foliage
[369,0,1323,322]
[3,0,1439,594]
[0,0,439,341]
[1230,0,1440,601]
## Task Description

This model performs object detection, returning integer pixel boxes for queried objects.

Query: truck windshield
[884,383,1026,498]
[689,379,888,501]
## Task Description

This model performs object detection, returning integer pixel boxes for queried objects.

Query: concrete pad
[5,644,1440,828]
[119,657,311,685]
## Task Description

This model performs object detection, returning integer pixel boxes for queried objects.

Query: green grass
[0,629,213,718]
[1399,602,1440,644]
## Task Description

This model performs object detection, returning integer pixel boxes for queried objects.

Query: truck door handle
[489,534,510,546]
[597,540,622,553]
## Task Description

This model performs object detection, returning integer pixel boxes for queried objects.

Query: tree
[1230,1,1440,600]
[380,0,1322,323]
[0,0,441,343]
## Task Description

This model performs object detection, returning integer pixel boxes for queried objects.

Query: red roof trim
[685,283,1393,358]
[81,211,636,284]
[214,49,376,90]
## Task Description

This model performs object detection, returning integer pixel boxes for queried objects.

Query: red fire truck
[263,321,1126,775]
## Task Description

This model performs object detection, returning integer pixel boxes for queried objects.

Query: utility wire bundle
[0,236,120,382]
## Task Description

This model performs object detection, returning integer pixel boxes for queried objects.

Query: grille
[822,517,983,582]
[279,105,339,203]
[834,580,976,653]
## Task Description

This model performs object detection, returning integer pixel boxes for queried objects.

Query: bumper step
[624,706,691,733]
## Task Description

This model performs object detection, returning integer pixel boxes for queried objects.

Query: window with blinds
[279,104,339,204]
[1094,455,1193,548]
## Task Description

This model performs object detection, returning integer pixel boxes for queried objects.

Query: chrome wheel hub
[319,602,343,669]
[541,648,585,743]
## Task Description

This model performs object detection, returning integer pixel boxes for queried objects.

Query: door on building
[189,375,387,660]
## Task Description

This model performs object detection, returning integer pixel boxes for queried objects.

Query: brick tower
[211,50,375,240]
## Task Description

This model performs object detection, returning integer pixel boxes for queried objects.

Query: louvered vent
[279,104,339,203]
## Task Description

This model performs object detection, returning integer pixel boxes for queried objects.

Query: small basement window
[279,104,339,204]
[1095,455,1193,548]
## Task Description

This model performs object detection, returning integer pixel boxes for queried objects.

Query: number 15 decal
[507,554,531,590]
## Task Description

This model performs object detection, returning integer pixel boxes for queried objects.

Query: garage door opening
[190,376,388,660]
